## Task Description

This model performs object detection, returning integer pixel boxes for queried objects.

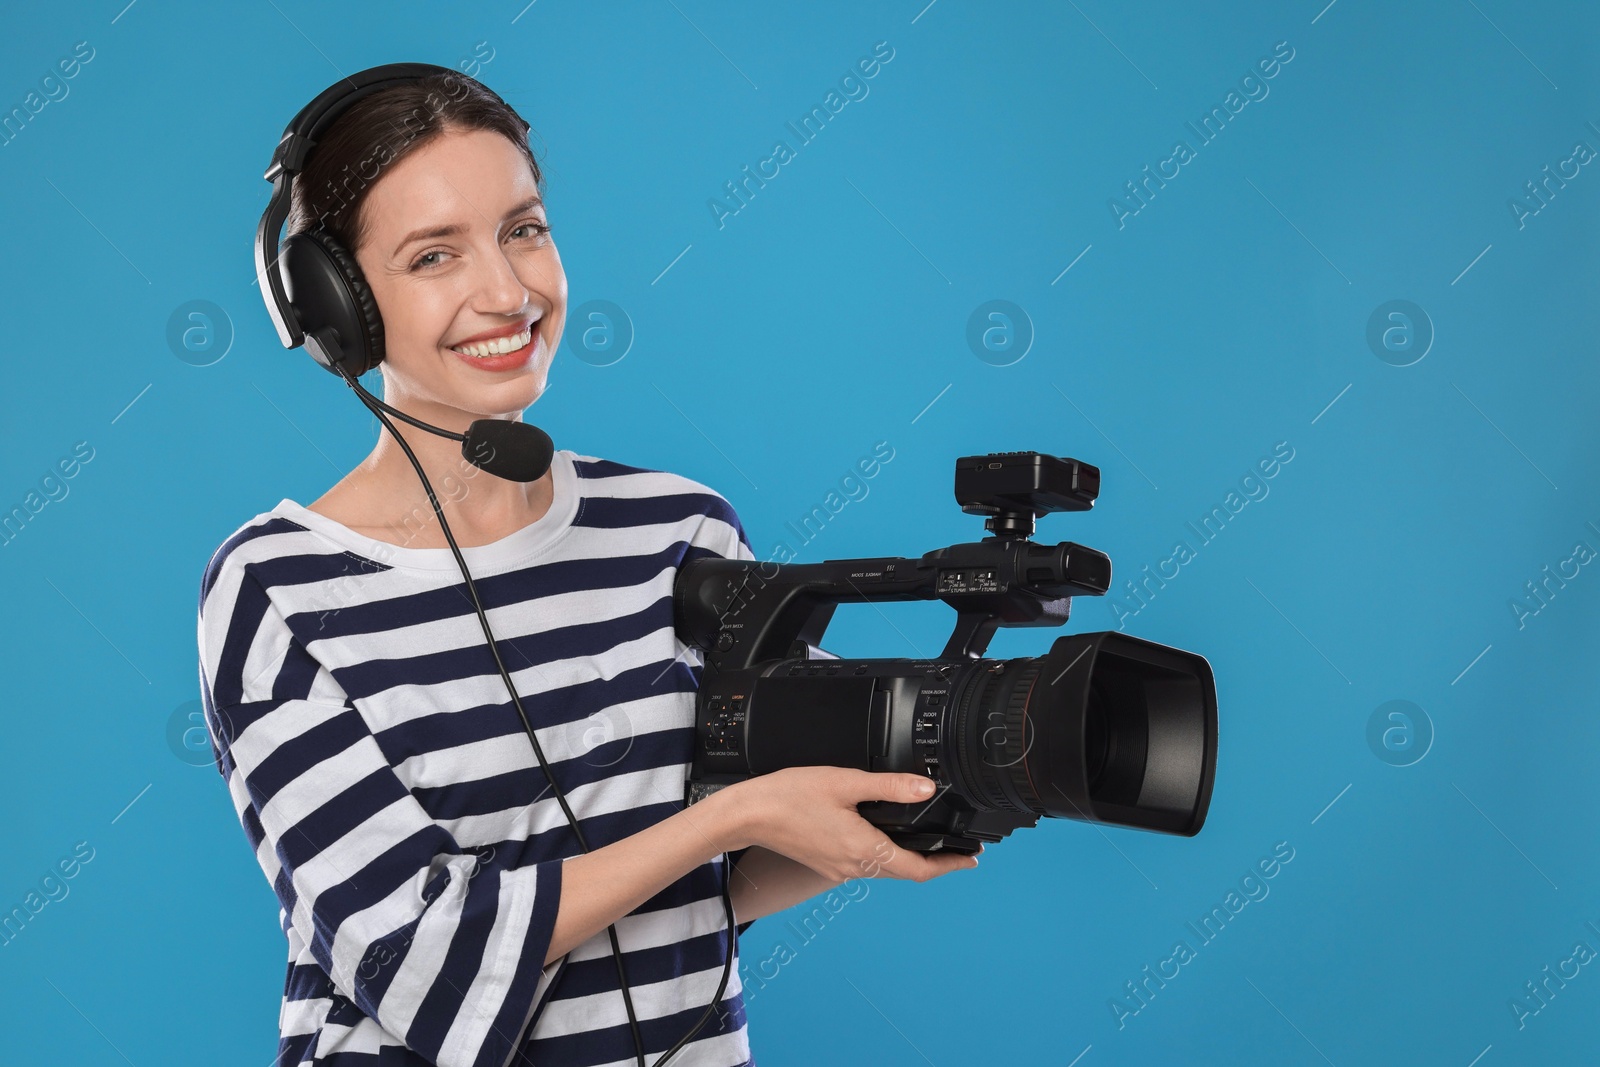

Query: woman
[196,70,978,1067]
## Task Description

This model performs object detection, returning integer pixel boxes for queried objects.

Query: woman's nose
[477,247,532,312]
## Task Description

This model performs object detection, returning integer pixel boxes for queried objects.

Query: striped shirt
[195,449,758,1067]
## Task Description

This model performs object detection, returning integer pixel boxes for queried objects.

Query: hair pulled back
[285,71,543,255]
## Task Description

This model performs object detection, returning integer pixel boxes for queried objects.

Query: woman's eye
[408,223,547,271]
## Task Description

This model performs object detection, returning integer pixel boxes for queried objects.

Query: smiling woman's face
[352,125,565,422]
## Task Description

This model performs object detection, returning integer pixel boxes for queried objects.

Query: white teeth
[450,327,534,357]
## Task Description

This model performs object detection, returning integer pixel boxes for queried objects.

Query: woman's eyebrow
[392,195,545,256]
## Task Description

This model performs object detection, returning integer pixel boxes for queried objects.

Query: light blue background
[1,1,1596,1064]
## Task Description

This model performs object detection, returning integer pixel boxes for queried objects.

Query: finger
[874,842,978,881]
[923,850,981,877]
[850,770,939,805]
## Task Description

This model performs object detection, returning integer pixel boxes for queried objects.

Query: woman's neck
[308,420,556,550]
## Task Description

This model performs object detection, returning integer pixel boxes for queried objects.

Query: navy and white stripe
[196,449,757,1067]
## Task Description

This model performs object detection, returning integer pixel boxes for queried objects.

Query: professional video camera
[675,451,1218,855]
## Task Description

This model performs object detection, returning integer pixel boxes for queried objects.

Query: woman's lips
[447,329,538,372]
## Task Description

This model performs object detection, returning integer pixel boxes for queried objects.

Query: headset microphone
[253,62,737,1067]
[320,345,557,483]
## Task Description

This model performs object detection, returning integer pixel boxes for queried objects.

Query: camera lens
[948,660,1040,816]
[1013,632,1216,836]
[1084,662,1149,808]
[1083,687,1109,789]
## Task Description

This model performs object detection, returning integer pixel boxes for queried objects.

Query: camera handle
[676,539,1109,674]
[944,608,1029,660]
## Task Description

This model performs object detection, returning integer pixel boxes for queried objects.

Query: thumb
[886,773,938,803]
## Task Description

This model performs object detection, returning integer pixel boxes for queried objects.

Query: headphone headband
[265,62,457,182]
[254,62,461,350]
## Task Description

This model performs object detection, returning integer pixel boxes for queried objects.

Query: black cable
[335,366,737,1067]
[653,849,739,1065]
[344,375,471,443]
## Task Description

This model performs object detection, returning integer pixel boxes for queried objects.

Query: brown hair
[285,70,543,255]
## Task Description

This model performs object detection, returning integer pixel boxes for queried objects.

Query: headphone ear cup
[278,227,386,378]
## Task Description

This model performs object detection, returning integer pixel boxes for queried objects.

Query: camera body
[675,451,1218,855]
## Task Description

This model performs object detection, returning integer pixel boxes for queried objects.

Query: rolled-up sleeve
[198,559,563,1067]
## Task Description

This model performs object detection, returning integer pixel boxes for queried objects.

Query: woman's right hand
[713,766,982,884]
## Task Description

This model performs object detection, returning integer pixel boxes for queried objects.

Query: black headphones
[253,61,448,379]
[252,63,738,1067]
